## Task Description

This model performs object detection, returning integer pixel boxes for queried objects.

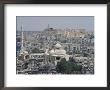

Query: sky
[16,16,94,31]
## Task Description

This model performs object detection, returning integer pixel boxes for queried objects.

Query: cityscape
[16,16,94,74]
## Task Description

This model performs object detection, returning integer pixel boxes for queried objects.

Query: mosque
[45,42,69,65]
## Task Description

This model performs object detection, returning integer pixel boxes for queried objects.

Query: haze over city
[16,16,94,31]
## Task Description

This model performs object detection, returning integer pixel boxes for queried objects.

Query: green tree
[72,64,82,71]
[56,58,82,74]
[56,58,67,73]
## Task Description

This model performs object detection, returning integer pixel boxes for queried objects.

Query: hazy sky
[16,16,94,31]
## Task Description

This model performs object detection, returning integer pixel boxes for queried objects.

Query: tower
[48,24,50,29]
[20,24,24,53]
[17,24,29,61]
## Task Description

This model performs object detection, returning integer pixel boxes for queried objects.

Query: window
[56,57,60,60]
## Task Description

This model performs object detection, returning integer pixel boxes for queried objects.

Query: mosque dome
[54,49,66,55]
[55,43,62,49]
[49,49,55,55]
[49,43,67,55]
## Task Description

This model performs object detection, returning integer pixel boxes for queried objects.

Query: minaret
[48,24,50,29]
[21,24,24,53]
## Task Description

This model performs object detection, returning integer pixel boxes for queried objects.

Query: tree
[56,58,67,73]
[56,58,82,74]
[69,57,76,63]
[72,64,82,71]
